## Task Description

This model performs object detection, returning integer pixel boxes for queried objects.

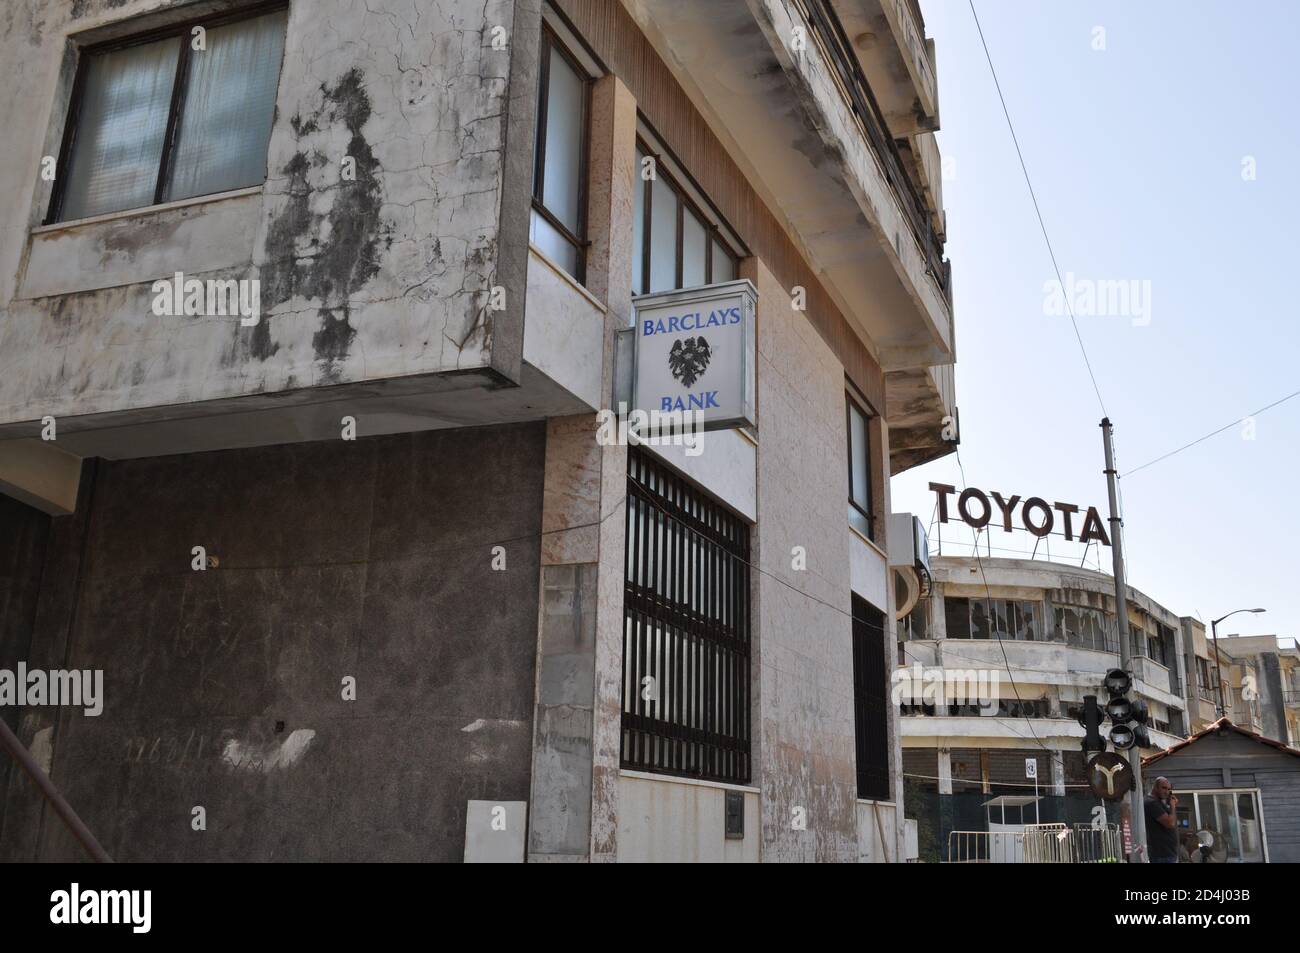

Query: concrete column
[586,73,637,863]
[525,73,636,862]
[1051,749,1066,796]
[1171,619,1190,731]
[937,747,953,795]
[526,418,602,863]
[931,588,948,640]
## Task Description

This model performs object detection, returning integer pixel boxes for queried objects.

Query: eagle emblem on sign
[667,336,712,388]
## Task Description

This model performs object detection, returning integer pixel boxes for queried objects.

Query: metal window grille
[622,448,751,784]
[853,595,890,800]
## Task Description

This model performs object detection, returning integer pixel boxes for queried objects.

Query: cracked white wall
[0,0,524,429]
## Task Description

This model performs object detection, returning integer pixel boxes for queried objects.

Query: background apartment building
[893,552,1198,859]
[0,0,955,862]
[1213,635,1300,747]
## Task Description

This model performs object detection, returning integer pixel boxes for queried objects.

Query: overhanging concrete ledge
[0,438,82,515]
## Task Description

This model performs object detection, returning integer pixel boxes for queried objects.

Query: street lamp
[1210,608,1266,718]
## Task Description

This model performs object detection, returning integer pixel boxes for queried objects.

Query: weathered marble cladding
[0,423,546,861]
[749,258,860,862]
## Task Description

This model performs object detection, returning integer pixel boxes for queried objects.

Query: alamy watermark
[50,884,150,933]
[0,663,103,716]
[1043,272,1151,326]
[152,272,261,326]
[596,401,705,457]
[891,664,1000,714]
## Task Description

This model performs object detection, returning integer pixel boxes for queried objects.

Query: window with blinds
[51,5,288,223]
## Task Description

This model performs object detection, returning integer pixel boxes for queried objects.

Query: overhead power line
[1122,386,1300,477]
[968,0,1108,419]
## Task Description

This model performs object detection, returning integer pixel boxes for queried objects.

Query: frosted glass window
[531,30,589,282]
[540,51,584,234]
[165,10,287,202]
[60,38,181,221]
[530,209,579,277]
[633,148,646,293]
[848,398,872,539]
[633,139,740,295]
[682,207,707,288]
[712,238,735,282]
[648,174,677,292]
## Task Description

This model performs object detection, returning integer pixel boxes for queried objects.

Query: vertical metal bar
[692,489,701,775]
[621,475,632,768]
[672,472,684,774]
[650,475,662,769]
[0,718,111,863]
[638,479,649,768]
[708,501,718,778]
[154,37,192,206]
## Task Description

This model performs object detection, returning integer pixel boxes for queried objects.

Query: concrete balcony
[899,637,1187,713]
[832,0,939,136]
[624,0,955,474]
[887,360,955,474]
[895,130,945,240]
[1132,655,1171,699]
[901,715,1184,754]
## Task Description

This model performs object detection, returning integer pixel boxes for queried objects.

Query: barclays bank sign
[628,279,757,432]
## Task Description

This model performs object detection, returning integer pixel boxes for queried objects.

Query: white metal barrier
[947,824,1122,863]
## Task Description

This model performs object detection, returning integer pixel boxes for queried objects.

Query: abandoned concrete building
[0,0,955,861]
[895,553,1203,850]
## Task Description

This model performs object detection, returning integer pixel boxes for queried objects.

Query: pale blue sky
[893,1,1299,642]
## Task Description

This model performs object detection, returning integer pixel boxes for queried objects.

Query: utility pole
[1211,617,1226,718]
[1101,417,1147,862]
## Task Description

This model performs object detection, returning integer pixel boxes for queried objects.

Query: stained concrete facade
[1,0,957,862]
[899,556,1197,796]
[2,425,545,861]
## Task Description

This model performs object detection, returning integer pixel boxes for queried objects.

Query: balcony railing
[1283,691,1300,706]
[801,0,952,306]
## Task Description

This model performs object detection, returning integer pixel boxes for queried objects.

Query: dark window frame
[532,24,592,283]
[852,594,890,801]
[45,0,290,225]
[634,133,740,295]
[846,392,875,541]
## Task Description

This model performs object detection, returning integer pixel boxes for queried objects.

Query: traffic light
[1103,667,1151,749]
[1131,699,1151,749]
[1077,694,1106,755]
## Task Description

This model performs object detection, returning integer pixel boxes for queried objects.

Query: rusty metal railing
[0,717,111,862]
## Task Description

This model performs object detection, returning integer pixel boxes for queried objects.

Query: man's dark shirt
[1145,795,1179,860]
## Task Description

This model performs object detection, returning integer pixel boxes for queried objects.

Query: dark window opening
[1054,604,1118,653]
[48,3,288,224]
[946,597,1043,642]
[621,447,751,784]
[852,594,890,801]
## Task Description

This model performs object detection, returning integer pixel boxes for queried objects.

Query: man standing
[1145,777,1179,863]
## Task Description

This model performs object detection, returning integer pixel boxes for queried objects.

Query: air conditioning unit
[888,514,932,620]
